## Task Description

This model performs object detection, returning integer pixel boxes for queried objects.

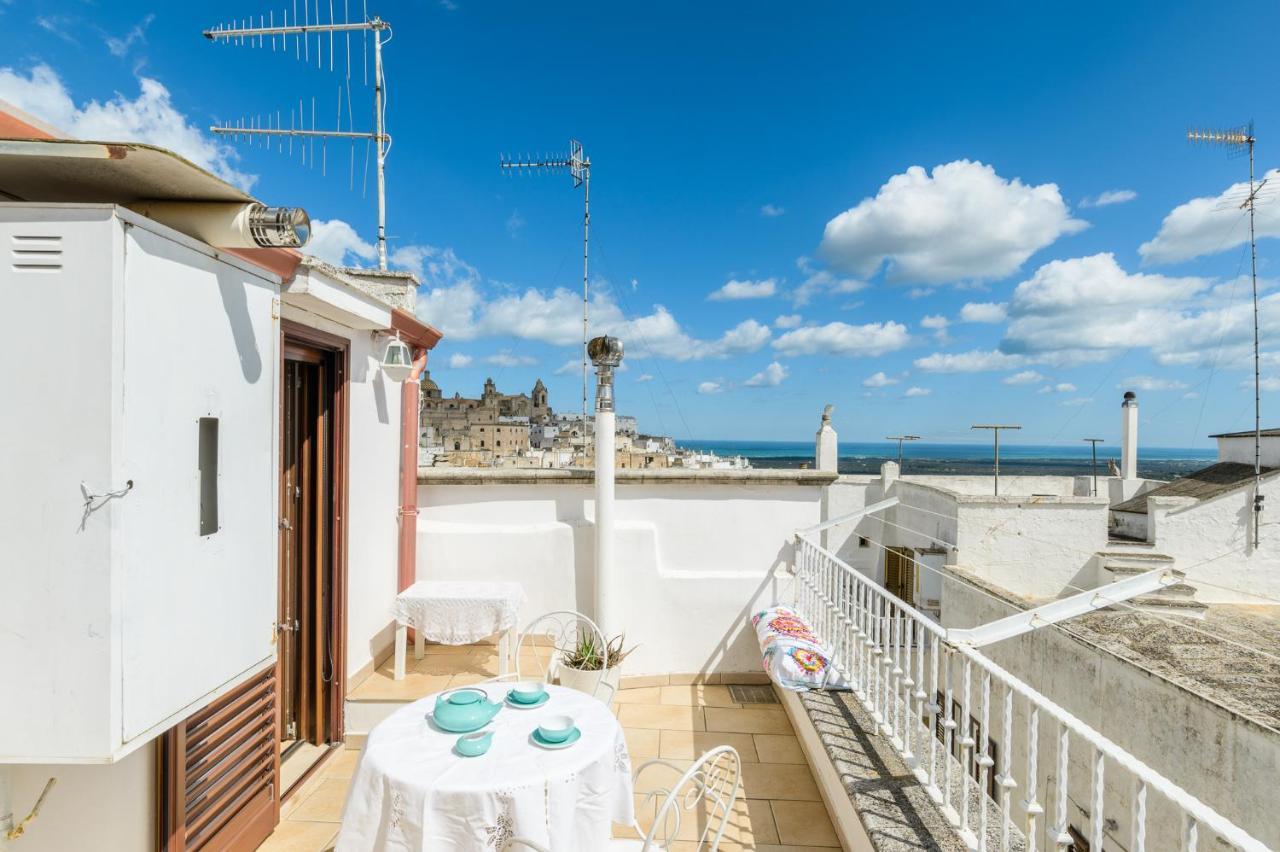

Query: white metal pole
[582,172,590,420]
[373,26,388,270]
[595,385,615,637]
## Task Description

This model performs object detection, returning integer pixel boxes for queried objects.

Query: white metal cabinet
[0,204,279,762]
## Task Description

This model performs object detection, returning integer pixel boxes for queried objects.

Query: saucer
[506,690,550,709]
[530,727,581,750]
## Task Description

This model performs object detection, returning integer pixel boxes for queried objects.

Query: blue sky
[4,2,1279,447]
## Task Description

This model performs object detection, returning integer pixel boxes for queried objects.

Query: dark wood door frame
[279,319,350,752]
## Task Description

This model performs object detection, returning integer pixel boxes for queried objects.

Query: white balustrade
[791,534,1269,852]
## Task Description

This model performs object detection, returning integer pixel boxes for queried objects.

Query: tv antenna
[1082,437,1104,497]
[500,141,592,417]
[1188,123,1265,546]
[971,424,1021,496]
[885,435,921,470]
[202,4,394,269]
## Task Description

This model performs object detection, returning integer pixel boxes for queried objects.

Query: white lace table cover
[336,684,634,851]
[391,581,526,645]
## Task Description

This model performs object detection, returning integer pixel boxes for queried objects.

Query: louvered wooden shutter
[157,667,279,852]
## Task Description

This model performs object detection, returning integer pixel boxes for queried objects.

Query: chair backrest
[516,609,611,700]
[635,746,741,851]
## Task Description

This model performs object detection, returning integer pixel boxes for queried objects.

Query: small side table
[390,581,526,680]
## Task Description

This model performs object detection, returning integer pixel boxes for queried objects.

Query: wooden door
[156,668,279,852]
[884,547,916,604]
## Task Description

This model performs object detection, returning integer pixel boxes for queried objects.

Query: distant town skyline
[3,2,1277,446]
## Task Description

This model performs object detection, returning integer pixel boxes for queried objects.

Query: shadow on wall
[215,268,262,383]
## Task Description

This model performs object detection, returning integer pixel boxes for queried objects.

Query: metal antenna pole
[1082,438,1104,497]
[499,140,593,418]
[202,15,392,269]
[885,435,920,471]
[972,425,1021,496]
[1187,124,1265,546]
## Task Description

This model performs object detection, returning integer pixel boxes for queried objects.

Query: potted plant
[557,633,634,699]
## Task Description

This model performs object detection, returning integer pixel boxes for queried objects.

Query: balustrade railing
[792,534,1269,852]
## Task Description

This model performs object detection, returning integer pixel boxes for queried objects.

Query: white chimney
[816,405,838,473]
[1121,391,1138,480]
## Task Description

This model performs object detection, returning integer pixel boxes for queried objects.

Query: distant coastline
[679,440,1217,481]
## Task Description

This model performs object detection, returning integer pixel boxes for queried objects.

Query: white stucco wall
[1216,435,1280,468]
[416,474,826,675]
[5,740,153,852]
[941,573,1280,851]
[1148,475,1280,604]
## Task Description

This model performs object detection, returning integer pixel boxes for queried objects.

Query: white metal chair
[508,747,740,851]
[618,745,743,851]
[483,609,617,703]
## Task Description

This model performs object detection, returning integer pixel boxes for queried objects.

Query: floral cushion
[751,606,850,691]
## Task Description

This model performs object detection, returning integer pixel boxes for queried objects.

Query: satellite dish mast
[202,4,394,269]
[1187,123,1266,546]
[499,141,592,417]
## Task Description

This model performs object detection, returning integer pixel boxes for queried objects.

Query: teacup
[537,714,575,743]
[510,680,546,704]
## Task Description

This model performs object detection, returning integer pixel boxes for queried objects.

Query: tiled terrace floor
[263,642,843,851]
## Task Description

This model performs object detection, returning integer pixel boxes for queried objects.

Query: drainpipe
[589,336,624,637]
[397,348,428,592]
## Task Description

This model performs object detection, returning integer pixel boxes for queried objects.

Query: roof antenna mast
[500,141,592,418]
[201,3,393,269]
[1188,123,1265,546]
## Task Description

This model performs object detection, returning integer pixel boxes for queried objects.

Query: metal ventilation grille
[11,234,62,272]
[728,684,778,704]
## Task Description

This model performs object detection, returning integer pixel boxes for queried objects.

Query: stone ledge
[418,467,839,486]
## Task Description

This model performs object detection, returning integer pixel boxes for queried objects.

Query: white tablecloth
[392,581,526,645]
[336,685,634,851]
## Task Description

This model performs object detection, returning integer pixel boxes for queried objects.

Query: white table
[336,684,635,851]
[392,581,526,680]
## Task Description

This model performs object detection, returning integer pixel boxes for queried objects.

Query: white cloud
[708,278,777,301]
[1003,370,1047,385]
[697,381,723,395]
[1080,189,1137,208]
[309,219,378,266]
[959,301,1008,323]
[1140,170,1280,264]
[1037,382,1077,394]
[1257,377,1280,392]
[920,314,950,331]
[791,258,866,306]
[1061,397,1093,407]
[505,209,525,238]
[553,359,580,375]
[485,352,536,367]
[760,203,786,218]
[104,14,154,57]
[636,374,654,383]
[997,253,1272,367]
[1121,376,1188,391]
[819,160,1086,284]
[447,354,474,369]
[745,361,788,387]
[903,386,932,398]
[773,320,910,358]
[0,63,255,188]
[863,371,899,388]
[914,349,1027,373]
[774,314,803,329]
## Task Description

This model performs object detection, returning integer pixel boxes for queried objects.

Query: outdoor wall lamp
[381,332,414,382]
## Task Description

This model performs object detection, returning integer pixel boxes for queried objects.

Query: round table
[336,684,635,851]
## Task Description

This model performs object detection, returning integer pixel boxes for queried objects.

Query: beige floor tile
[258,819,340,852]
[615,686,663,704]
[288,777,350,823]
[704,707,793,735]
[720,672,771,685]
[659,730,759,763]
[623,727,661,759]
[669,844,837,852]
[739,763,822,801]
[752,734,806,764]
[320,748,362,779]
[771,800,840,846]
[621,674,670,689]
[630,793,779,846]
[660,684,741,708]
[618,703,705,731]
[348,672,454,701]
